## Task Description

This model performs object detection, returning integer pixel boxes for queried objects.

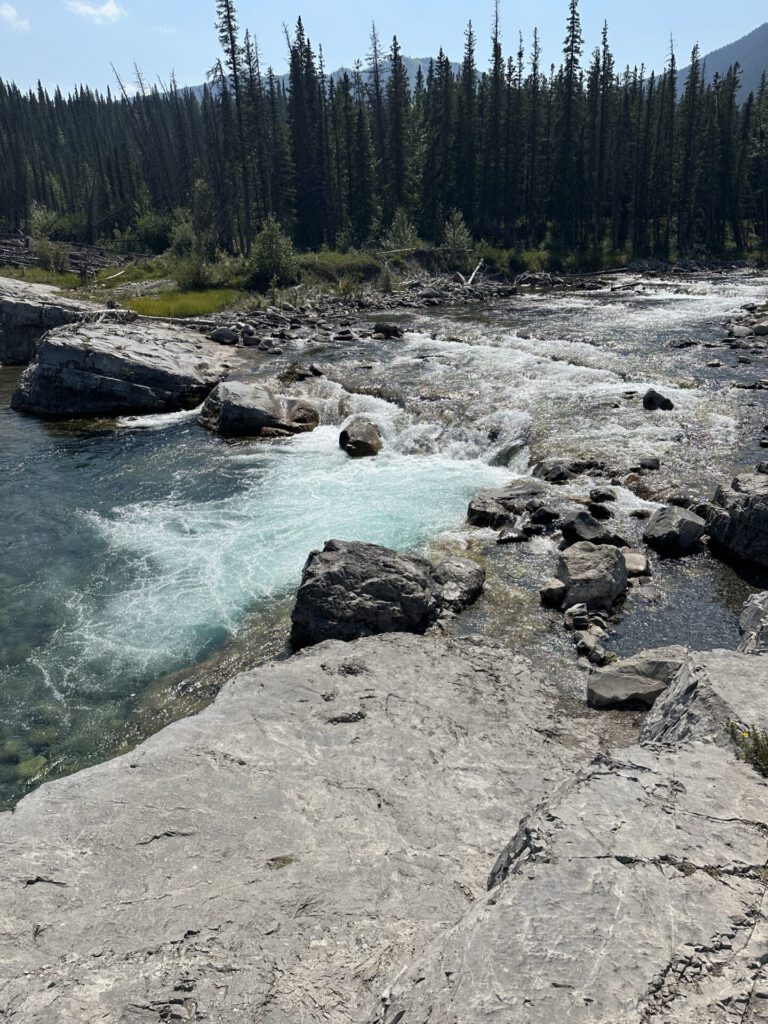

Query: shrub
[382,208,420,252]
[243,217,299,292]
[730,722,768,777]
[442,209,473,273]
[135,210,173,254]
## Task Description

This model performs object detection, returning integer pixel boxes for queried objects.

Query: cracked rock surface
[0,277,100,365]
[0,634,586,1023]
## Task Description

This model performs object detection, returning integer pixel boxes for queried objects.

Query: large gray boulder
[706,473,768,569]
[198,380,319,437]
[643,505,706,556]
[739,592,768,654]
[0,634,582,1024]
[0,277,100,365]
[556,542,628,611]
[641,649,768,747]
[467,478,548,528]
[372,741,768,1024]
[339,416,383,457]
[587,645,689,710]
[561,509,627,548]
[290,541,486,648]
[11,322,229,418]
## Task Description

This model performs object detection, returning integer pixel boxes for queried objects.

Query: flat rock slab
[0,276,100,365]
[0,635,584,1024]
[11,321,231,418]
[372,742,768,1024]
[587,644,689,710]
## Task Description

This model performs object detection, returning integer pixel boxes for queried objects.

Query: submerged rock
[561,510,627,548]
[556,542,628,611]
[11,322,228,418]
[739,592,768,654]
[290,540,485,648]
[0,276,100,365]
[467,478,548,528]
[198,381,319,437]
[339,416,383,457]
[587,645,688,710]
[706,473,768,570]
[643,505,706,556]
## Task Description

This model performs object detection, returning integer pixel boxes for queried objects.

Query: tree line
[1,0,767,267]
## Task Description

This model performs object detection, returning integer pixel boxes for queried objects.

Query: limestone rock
[198,380,318,437]
[0,276,100,365]
[707,473,768,570]
[11,322,228,418]
[431,556,485,612]
[339,416,383,457]
[739,592,768,654]
[556,541,628,611]
[587,645,689,710]
[643,505,706,556]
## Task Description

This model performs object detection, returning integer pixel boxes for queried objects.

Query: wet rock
[556,542,628,611]
[564,603,590,631]
[209,326,238,345]
[0,277,100,365]
[643,387,675,411]
[539,578,567,607]
[532,457,578,484]
[758,462,768,474]
[11,323,228,418]
[643,505,706,556]
[590,487,617,503]
[587,501,612,520]
[561,510,627,548]
[290,541,449,649]
[587,645,688,710]
[707,473,768,570]
[498,523,528,545]
[431,557,485,613]
[339,417,383,458]
[372,322,404,340]
[640,456,661,471]
[467,478,548,528]
[739,592,768,654]
[623,548,651,577]
[198,381,319,438]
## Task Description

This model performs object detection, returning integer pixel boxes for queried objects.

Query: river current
[1,272,766,805]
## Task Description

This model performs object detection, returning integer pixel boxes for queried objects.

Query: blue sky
[0,0,764,94]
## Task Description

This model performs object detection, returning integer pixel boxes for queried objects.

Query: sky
[0,0,765,94]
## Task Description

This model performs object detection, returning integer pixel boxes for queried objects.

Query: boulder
[643,505,706,556]
[339,416,383,457]
[587,645,688,710]
[372,322,404,339]
[11,323,228,418]
[532,457,579,484]
[0,277,100,365]
[641,649,768,747]
[590,487,617,503]
[290,540,483,648]
[623,548,651,577]
[556,542,628,611]
[739,592,768,654]
[209,326,238,345]
[199,381,319,438]
[373,741,768,1024]
[467,477,548,528]
[643,387,675,411]
[561,510,627,548]
[540,578,567,607]
[706,473,768,570]
[0,634,584,1024]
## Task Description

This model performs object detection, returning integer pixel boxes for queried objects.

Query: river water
[1,272,766,806]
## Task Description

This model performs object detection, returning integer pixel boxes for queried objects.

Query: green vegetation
[731,723,768,777]
[0,265,81,289]
[124,289,240,319]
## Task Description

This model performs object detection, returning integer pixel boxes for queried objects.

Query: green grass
[0,265,81,288]
[298,249,383,285]
[90,258,170,289]
[124,288,240,318]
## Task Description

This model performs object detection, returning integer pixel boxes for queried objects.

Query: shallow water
[1,271,767,805]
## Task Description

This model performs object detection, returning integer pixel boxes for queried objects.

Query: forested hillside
[1,0,767,270]
[678,21,768,100]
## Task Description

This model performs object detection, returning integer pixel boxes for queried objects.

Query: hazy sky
[1,0,765,94]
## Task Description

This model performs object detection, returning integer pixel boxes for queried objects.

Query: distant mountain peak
[678,21,768,96]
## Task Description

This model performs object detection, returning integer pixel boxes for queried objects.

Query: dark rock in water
[587,502,612,520]
[290,540,484,648]
[643,388,675,411]
[739,592,768,654]
[590,487,617,504]
[561,510,627,548]
[704,473,768,570]
[498,523,528,545]
[639,456,661,471]
[532,457,578,484]
[278,361,321,385]
[0,277,100,365]
[643,505,706,556]
[556,542,628,611]
[527,503,560,527]
[339,417,383,458]
[431,557,485,612]
[372,322,404,340]
[540,578,567,607]
[587,646,688,710]
[209,326,238,345]
[564,603,590,631]
[11,323,228,418]
[759,462,768,475]
[467,478,548,528]
[199,381,319,438]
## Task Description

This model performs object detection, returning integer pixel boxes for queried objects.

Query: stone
[564,603,590,630]
[431,557,485,613]
[198,381,319,437]
[209,326,238,345]
[497,523,528,545]
[587,645,688,710]
[467,478,548,528]
[587,501,612,520]
[11,322,229,418]
[707,473,768,569]
[755,322,768,336]
[0,634,583,1024]
[373,741,768,1024]
[0,276,100,365]
[556,542,628,611]
[590,487,617,503]
[641,649,768,747]
[643,387,675,411]
[372,322,404,339]
[758,462,768,475]
[643,505,706,556]
[561,510,627,548]
[339,417,383,458]
[640,456,661,470]
[539,578,567,608]
[532,457,579,484]
[623,548,651,577]
[739,592,768,654]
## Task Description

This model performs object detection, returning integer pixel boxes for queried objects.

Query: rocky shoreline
[0,272,767,1022]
